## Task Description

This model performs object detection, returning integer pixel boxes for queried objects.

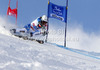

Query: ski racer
[10,15,48,43]
[23,15,48,36]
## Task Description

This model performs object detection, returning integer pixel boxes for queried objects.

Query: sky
[0,0,100,33]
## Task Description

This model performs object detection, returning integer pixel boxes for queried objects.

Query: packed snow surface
[0,27,100,70]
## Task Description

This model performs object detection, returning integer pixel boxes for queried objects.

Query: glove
[41,31,48,36]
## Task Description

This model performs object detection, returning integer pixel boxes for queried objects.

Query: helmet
[41,15,48,22]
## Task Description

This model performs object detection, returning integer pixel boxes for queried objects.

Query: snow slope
[0,25,100,70]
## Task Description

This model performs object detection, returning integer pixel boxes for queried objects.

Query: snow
[0,16,100,70]
[0,33,100,70]
[0,16,16,36]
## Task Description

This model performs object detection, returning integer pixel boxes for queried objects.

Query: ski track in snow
[0,24,100,70]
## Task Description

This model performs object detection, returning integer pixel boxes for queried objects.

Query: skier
[24,15,48,36]
[10,15,48,43]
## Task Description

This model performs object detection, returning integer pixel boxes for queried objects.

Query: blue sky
[0,0,100,33]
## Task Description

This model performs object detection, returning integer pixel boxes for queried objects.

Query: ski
[10,29,45,44]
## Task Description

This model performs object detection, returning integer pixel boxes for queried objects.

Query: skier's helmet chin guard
[41,15,48,24]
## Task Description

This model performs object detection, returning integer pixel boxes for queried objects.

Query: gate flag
[7,7,17,19]
[48,2,67,23]
[7,0,18,24]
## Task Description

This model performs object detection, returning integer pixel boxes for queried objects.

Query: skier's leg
[16,28,27,33]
